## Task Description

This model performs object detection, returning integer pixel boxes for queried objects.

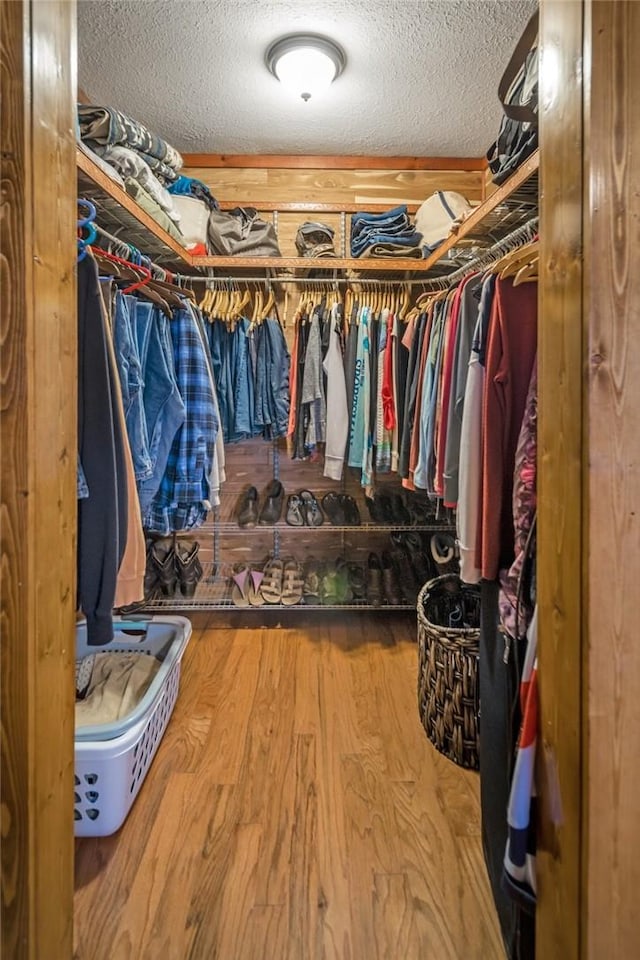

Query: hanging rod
[418,217,539,291]
[90,222,173,279]
[167,272,459,287]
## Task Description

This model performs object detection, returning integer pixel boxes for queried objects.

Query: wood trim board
[536,2,584,958]
[583,3,640,956]
[181,153,487,170]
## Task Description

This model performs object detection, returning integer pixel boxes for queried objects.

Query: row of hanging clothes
[196,281,290,444]
[427,221,538,958]
[76,201,224,644]
[288,281,414,483]
[286,219,538,511]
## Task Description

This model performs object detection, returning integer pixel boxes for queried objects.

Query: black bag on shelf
[486,12,539,185]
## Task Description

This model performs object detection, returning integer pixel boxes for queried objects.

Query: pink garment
[382,310,396,431]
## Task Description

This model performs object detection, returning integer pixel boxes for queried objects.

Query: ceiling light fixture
[266,33,346,102]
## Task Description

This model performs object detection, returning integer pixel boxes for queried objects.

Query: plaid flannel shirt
[144,305,218,534]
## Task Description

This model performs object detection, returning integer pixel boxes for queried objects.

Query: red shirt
[480,277,537,580]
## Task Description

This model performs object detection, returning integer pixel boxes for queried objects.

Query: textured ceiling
[78,0,536,157]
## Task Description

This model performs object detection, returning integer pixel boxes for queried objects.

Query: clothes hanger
[501,243,539,280]
[492,239,539,278]
[261,282,276,320]
[513,256,539,285]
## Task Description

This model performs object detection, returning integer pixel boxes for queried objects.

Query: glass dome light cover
[266,33,346,101]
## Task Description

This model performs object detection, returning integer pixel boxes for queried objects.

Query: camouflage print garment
[78,105,183,181]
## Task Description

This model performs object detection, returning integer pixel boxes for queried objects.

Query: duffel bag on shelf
[487,12,538,185]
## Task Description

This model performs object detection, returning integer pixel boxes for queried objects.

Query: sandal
[300,489,324,527]
[248,567,265,606]
[286,493,306,527]
[231,563,251,607]
[260,558,284,604]
[281,558,304,606]
[321,492,346,526]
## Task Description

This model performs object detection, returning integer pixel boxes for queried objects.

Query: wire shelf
[140,561,422,612]
[213,521,456,534]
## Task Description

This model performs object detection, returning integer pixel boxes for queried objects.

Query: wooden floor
[74,613,504,960]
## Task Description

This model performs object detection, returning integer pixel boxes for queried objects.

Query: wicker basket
[417,574,481,770]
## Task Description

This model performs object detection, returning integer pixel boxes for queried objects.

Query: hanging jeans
[231,317,254,441]
[254,318,290,438]
[112,292,153,482]
[135,303,186,513]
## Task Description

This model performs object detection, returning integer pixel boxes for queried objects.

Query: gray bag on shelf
[207,206,281,257]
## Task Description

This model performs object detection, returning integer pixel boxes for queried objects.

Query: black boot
[175,539,203,598]
[151,538,178,597]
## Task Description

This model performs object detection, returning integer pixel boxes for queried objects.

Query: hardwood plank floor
[74,615,505,960]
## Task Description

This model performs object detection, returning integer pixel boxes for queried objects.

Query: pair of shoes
[302,558,322,600]
[366,552,384,606]
[231,564,264,607]
[390,532,435,588]
[321,492,361,526]
[286,490,324,527]
[258,557,304,605]
[150,538,203,599]
[381,551,405,605]
[320,559,353,605]
[236,481,285,527]
[365,491,411,526]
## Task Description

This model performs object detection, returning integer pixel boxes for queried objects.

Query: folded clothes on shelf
[350,205,422,258]
[78,103,183,182]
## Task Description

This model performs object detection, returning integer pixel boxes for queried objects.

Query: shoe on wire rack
[237,486,259,528]
[175,539,203,598]
[151,537,177,597]
[259,480,285,525]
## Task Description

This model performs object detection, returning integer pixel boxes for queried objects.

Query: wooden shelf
[77,147,538,279]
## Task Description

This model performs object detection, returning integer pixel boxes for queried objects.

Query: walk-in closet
[3,1,640,959]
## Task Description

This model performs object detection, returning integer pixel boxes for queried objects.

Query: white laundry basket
[74,615,192,837]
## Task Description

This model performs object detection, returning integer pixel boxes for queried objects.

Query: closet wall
[182,156,485,257]
[169,158,474,599]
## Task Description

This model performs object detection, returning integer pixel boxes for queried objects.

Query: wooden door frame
[1,1,77,957]
[538,1,640,957]
[4,1,639,956]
